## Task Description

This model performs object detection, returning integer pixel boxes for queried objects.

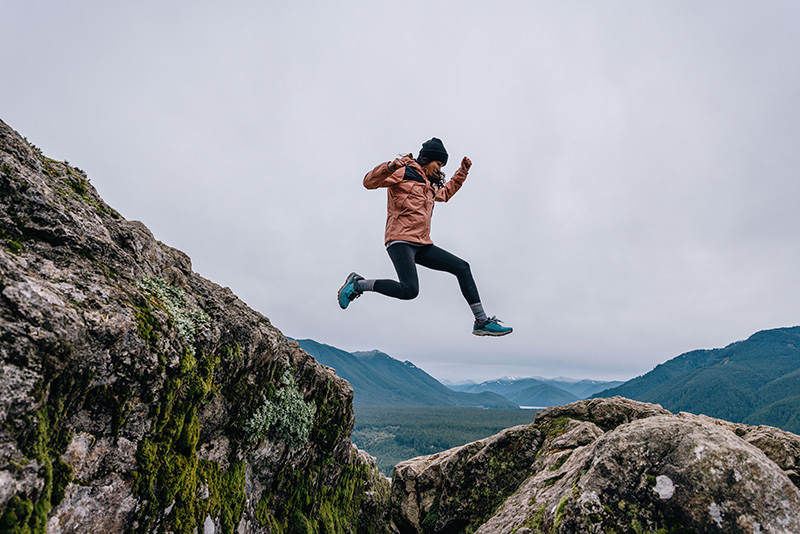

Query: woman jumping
[337,137,512,336]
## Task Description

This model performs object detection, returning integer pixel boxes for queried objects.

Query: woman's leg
[341,243,512,334]
[365,243,421,300]
[415,245,481,305]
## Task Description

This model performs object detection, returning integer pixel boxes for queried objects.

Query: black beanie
[418,137,448,166]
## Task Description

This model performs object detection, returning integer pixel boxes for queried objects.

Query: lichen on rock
[243,369,317,448]
[136,275,210,355]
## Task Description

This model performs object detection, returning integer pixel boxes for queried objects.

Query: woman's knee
[455,260,471,278]
[397,284,420,300]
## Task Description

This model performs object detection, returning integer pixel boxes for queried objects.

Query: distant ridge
[296,339,518,409]
[449,376,624,407]
[507,383,580,407]
[594,326,800,434]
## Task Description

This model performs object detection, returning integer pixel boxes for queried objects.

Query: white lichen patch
[654,475,675,499]
[244,369,316,448]
[203,515,215,534]
[693,445,706,459]
[709,502,724,527]
[137,275,209,354]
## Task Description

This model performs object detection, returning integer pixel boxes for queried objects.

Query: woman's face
[422,160,443,176]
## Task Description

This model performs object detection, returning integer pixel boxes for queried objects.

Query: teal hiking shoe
[338,272,364,309]
[473,316,513,336]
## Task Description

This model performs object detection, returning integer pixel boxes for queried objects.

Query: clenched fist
[389,154,413,171]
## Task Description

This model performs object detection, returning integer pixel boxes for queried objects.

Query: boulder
[392,397,800,533]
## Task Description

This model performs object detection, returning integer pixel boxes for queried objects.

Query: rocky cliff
[4,118,800,534]
[0,119,390,533]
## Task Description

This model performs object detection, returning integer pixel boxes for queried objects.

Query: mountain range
[595,325,800,434]
[299,324,800,436]
[296,339,626,409]
[295,339,517,408]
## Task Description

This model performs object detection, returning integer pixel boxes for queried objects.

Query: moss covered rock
[0,119,390,534]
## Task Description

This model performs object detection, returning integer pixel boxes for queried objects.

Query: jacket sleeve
[435,167,468,202]
[364,161,404,189]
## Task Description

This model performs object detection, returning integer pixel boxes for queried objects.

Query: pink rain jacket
[363,158,468,246]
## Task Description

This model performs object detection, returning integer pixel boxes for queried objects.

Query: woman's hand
[389,154,413,171]
[461,156,472,171]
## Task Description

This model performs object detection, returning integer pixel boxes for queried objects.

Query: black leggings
[373,243,481,304]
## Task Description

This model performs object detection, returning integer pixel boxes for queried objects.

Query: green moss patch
[0,496,35,534]
[257,458,381,534]
[0,367,87,533]
[513,504,546,533]
[131,346,243,534]
[0,227,25,255]
[82,383,131,439]
[134,304,160,350]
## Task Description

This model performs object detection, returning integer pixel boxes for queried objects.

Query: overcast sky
[4,1,800,382]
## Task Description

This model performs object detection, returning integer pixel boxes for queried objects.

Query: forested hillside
[596,326,800,433]
[352,406,538,475]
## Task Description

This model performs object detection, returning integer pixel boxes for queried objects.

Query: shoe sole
[338,272,359,309]
[473,328,513,337]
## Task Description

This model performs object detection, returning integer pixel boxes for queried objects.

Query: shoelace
[478,316,504,327]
